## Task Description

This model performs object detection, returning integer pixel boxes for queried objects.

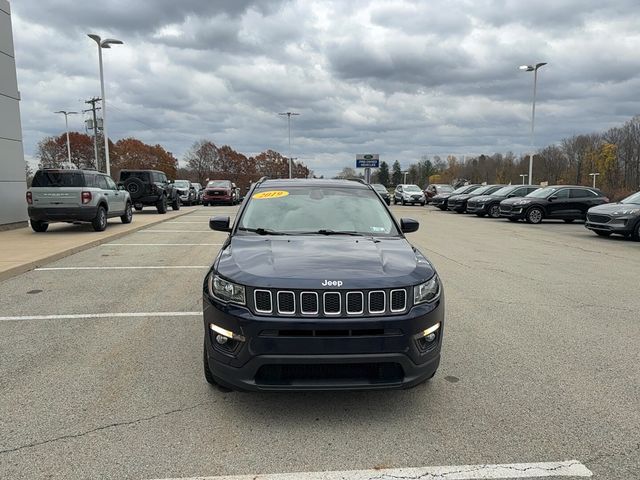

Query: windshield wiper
[303,229,366,236]
[237,227,289,235]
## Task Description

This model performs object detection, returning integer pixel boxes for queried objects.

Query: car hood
[214,235,435,289]
[588,203,639,214]
[452,194,473,201]
[432,193,453,199]
[470,194,499,202]
[500,196,533,205]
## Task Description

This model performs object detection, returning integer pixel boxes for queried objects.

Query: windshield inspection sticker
[253,190,289,199]
[370,226,386,232]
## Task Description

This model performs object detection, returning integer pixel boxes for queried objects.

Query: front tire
[525,207,544,224]
[631,221,640,241]
[157,196,167,214]
[172,196,180,211]
[120,202,133,224]
[203,343,232,392]
[92,206,108,231]
[488,204,501,219]
[30,220,49,232]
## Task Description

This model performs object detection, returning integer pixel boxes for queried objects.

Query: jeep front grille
[250,288,409,317]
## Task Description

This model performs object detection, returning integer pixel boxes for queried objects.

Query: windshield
[526,187,558,198]
[207,180,231,188]
[469,185,495,195]
[437,185,453,192]
[239,186,399,236]
[620,192,640,204]
[372,184,387,192]
[32,171,84,187]
[492,186,518,196]
[403,185,422,192]
[174,180,190,188]
[451,185,471,194]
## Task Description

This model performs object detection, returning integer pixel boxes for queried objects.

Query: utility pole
[278,112,300,179]
[84,97,101,170]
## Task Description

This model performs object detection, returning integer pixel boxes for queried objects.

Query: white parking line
[103,243,221,246]
[34,266,209,271]
[150,460,592,480]
[0,311,200,322]
[164,222,210,224]
[136,230,215,233]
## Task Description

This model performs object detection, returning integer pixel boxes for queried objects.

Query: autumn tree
[37,132,97,169]
[185,140,219,183]
[110,138,178,179]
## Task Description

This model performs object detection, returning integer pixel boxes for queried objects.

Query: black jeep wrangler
[203,178,444,391]
[119,170,180,214]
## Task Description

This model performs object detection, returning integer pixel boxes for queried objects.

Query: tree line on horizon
[335,116,640,199]
[32,133,311,190]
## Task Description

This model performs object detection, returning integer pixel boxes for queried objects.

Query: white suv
[393,184,426,206]
[27,168,133,232]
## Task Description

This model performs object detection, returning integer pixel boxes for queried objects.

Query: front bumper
[28,206,98,222]
[448,200,466,212]
[500,206,526,219]
[466,202,487,214]
[203,194,233,203]
[585,217,635,234]
[203,293,444,391]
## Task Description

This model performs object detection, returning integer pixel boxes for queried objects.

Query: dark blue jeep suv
[203,178,444,391]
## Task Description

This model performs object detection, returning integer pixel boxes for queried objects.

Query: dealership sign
[356,154,380,168]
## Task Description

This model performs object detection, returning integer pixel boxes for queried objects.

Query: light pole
[54,110,78,163]
[88,34,123,176]
[589,172,600,188]
[403,171,409,184]
[519,173,528,185]
[278,111,300,178]
[519,62,547,186]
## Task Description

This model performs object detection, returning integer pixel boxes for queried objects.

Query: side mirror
[548,195,557,201]
[400,218,419,233]
[210,216,231,232]
[118,184,125,191]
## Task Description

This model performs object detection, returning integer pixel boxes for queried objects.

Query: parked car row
[427,182,640,241]
[25,168,241,233]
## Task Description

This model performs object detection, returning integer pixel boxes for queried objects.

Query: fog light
[425,333,436,342]
[421,323,441,337]
[215,334,228,345]
[209,323,246,342]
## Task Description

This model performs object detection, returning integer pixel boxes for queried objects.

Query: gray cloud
[10,0,640,176]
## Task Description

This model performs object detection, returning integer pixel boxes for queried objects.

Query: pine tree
[378,161,390,186]
[392,160,403,185]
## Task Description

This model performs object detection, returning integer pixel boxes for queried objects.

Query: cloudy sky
[10,0,640,176]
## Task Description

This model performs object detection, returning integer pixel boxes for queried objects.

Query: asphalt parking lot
[0,204,638,479]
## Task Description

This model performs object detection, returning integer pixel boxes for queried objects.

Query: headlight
[208,274,245,304]
[612,208,640,215]
[414,275,441,304]
[514,200,531,206]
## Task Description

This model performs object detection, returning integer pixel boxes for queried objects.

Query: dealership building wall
[0,0,27,229]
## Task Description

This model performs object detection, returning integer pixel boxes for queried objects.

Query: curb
[0,209,197,283]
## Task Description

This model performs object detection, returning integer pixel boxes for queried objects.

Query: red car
[203,180,235,206]
[424,184,454,204]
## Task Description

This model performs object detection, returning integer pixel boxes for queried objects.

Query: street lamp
[278,112,300,179]
[519,173,528,185]
[54,110,78,163]
[589,172,600,188]
[88,34,123,176]
[519,62,547,186]
[403,171,409,184]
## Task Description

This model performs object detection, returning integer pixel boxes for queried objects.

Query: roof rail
[345,178,367,184]
[256,176,269,185]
